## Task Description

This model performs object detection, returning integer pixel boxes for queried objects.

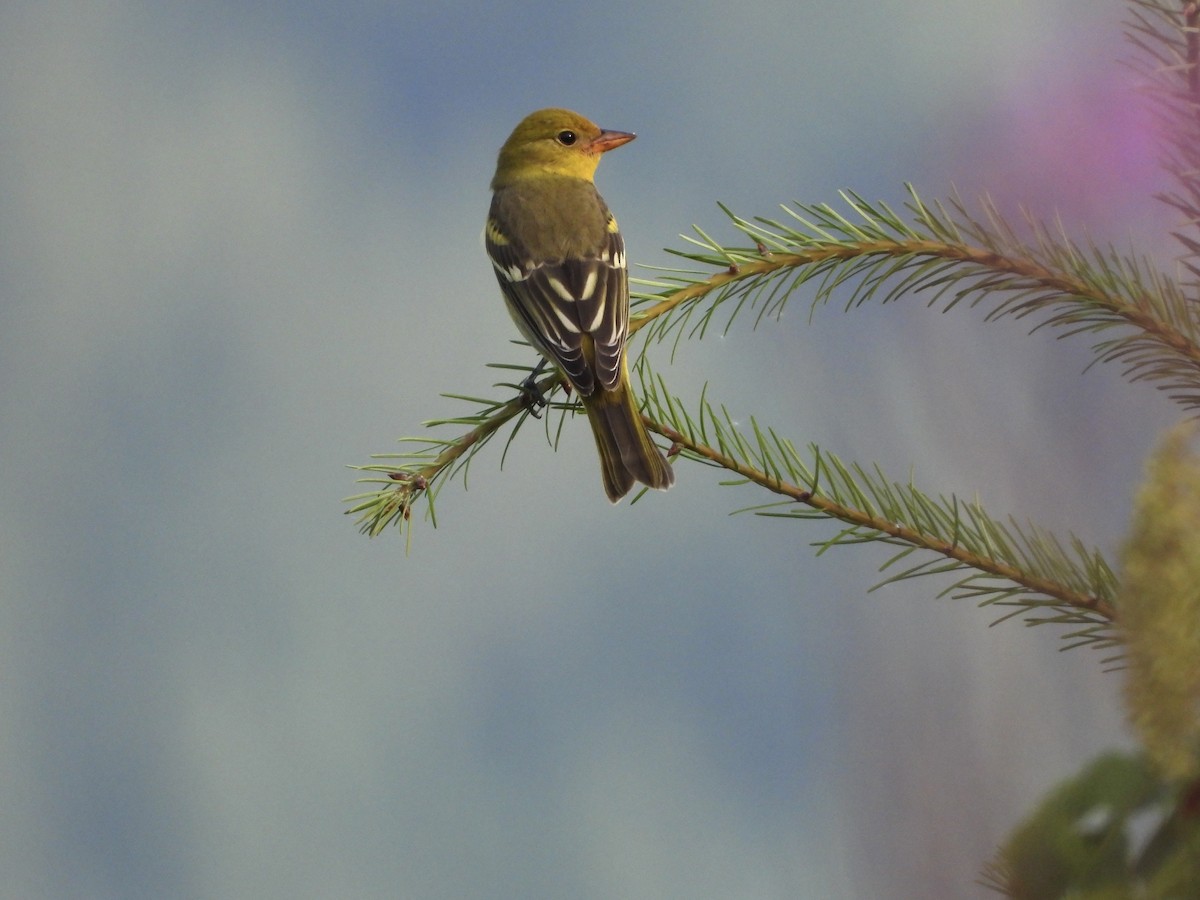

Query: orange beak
[589,129,636,154]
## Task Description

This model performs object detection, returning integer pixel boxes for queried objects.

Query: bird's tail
[582,381,675,503]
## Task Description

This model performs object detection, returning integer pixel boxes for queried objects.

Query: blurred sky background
[0,1,1182,897]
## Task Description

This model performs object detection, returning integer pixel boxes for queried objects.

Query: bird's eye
[556,130,577,146]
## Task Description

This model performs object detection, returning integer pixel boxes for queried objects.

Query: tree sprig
[348,181,1197,646]
[632,187,1200,409]
[637,366,1119,647]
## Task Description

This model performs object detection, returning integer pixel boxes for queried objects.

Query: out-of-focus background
[1,1,1176,897]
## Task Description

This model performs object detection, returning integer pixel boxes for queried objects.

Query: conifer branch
[638,373,1118,641]
[633,188,1200,410]
[346,319,1119,646]
[344,366,567,539]
[348,186,1176,644]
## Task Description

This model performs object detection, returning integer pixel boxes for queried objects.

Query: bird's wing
[486,221,627,398]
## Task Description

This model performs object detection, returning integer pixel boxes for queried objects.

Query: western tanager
[485,108,675,502]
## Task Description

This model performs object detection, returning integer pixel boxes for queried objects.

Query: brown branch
[645,418,1117,622]
[634,240,1200,366]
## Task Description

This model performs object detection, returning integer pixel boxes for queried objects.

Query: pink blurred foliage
[956,68,1172,245]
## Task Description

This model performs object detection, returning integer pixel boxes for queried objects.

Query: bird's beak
[590,129,636,154]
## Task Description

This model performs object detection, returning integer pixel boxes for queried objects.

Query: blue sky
[0,1,1179,897]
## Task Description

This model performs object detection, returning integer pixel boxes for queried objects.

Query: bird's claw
[519,360,549,418]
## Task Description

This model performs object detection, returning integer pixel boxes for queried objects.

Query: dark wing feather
[485,215,627,398]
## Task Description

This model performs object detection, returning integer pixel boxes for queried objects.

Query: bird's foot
[519,360,549,417]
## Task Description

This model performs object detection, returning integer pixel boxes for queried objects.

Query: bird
[485,108,675,502]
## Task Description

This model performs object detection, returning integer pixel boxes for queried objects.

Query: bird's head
[491,108,635,189]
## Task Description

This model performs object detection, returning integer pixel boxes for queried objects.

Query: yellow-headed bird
[485,108,675,502]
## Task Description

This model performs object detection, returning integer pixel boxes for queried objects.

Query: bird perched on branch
[485,108,675,502]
